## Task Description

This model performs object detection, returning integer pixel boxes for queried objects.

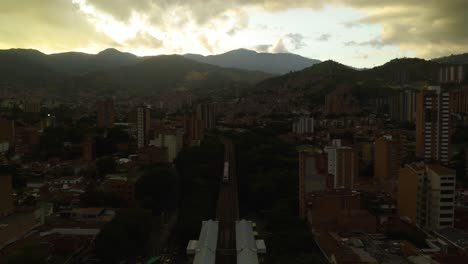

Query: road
[215,138,239,264]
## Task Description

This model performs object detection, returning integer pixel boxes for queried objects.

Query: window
[440,214,453,218]
[440,198,453,202]
[441,190,454,195]
[440,221,452,226]
[440,206,453,210]
[441,183,454,187]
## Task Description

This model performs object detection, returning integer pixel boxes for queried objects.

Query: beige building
[374,135,402,197]
[398,163,456,231]
[325,145,358,190]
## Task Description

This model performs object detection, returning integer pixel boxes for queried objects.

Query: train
[222,161,229,183]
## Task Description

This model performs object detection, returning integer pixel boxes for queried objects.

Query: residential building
[439,64,467,84]
[416,86,451,164]
[184,113,204,146]
[389,89,418,123]
[325,145,358,189]
[97,98,115,129]
[374,135,402,197]
[398,163,456,231]
[293,117,314,134]
[298,147,328,219]
[149,130,183,162]
[101,175,137,206]
[305,190,376,232]
[136,105,151,149]
[450,86,468,114]
[0,174,14,217]
[82,134,95,161]
[196,103,216,130]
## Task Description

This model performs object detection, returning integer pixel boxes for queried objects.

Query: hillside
[97,55,272,95]
[433,53,468,64]
[184,49,320,74]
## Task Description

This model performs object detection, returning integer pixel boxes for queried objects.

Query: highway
[215,138,240,264]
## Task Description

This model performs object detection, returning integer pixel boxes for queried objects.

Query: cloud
[254,44,273,52]
[354,54,369,59]
[124,32,163,49]
[0,0,467,58]
[271,39,289,53]
[285,33,307,50]
[198,34,215,53]
[317,34,331,41]
[344,38,387,49]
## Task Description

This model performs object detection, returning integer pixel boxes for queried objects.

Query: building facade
[416,86,451,164]
[97,99,115,129]
[374,135,402,196]
[136,106,151,149]
[325,146,358,190]
[398,163,456,231]
[0,174,14,217]
[293,117,314,134]
[298,148,328,219]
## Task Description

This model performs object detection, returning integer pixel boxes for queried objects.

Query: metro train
[222,161,229,183]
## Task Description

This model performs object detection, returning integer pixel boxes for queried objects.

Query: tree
[94,209,153,263]
[135,165,178,215]
[96,157,116,177]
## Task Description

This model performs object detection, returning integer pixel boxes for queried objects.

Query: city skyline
[1,0,467,68]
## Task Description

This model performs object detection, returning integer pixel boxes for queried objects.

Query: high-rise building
[325,145,358,190]
[293,117,314,134]
[136,105,151,149]
[97,99,115,129]
[416,86,451,164]
[82,134,95,161]
[298,147,328,219]
[0,174,14,217]
[439,64,467,84]
[450,86,468,114]
[398,163,456,231]
[149,130,184,162]
[196,104,216,130]
[374,135,402,196]
[184,113,204,146]
[389,90,417,123]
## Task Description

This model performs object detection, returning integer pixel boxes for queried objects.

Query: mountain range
[184,49,320,74]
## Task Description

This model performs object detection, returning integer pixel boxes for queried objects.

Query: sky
[0,0,467,68]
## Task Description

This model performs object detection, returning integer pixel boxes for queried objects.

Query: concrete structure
[136,105,151,149]
[450,86,468,114]
[0,174,14,217]
[293,117,314,134]
[149,131,183,162]
[416,86,451,164]
[97,98,115,129]
[398,163,456,231]
[236,220,266,264]
[374,135,402,197]
[325,145,358,189]
[187,220,219,264]
[298,147,328,219]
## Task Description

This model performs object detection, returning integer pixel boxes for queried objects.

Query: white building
[417,164,456,231]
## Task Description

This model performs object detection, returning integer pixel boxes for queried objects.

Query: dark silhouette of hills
[433,53,468,64]
[184,49,320,74]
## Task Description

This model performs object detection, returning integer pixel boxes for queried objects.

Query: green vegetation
[94,208,153,263]
[173,136,223,243]
[135,164,179,215]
